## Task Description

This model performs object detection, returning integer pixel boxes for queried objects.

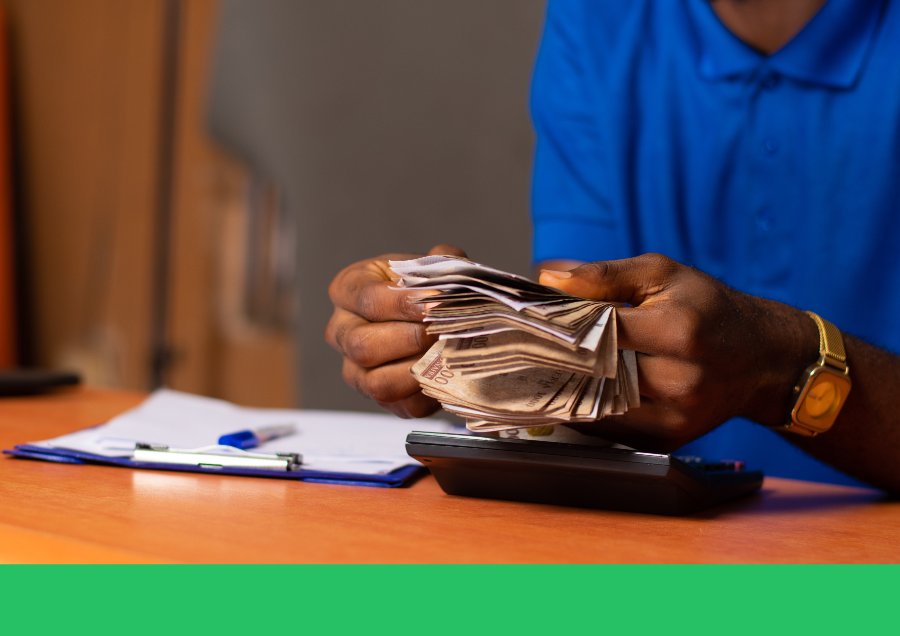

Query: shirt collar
[688,0,886,89]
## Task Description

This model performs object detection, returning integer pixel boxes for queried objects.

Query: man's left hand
[540,253,818,451]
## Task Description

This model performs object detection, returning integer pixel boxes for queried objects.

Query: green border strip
[0,565,895,633]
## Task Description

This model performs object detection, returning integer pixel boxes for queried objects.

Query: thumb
[427,244,468,258]
[539,253,677,305]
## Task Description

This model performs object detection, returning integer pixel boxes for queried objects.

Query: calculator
[406,431,763,516]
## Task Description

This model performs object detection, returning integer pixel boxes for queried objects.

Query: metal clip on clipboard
[132,443,302,471]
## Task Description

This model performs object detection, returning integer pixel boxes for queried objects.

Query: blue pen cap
[217,430,258,450]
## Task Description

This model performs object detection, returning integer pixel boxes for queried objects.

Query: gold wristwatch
[780,311,851,437]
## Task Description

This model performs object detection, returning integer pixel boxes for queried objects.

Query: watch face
[793,366,851,433]
[805,378,839,418]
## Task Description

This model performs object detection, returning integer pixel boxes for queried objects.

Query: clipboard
[6,443,423,487]
[4,390,459,488]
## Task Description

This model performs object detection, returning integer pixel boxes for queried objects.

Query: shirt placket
[744,66,797,297]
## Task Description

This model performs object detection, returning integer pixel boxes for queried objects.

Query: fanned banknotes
[389,255,639,433]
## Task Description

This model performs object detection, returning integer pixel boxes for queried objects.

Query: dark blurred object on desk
[0,369,80,397]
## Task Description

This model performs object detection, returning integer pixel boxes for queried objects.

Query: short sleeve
[530,0,626,265]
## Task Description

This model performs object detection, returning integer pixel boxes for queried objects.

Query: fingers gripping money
[390,255,639,433]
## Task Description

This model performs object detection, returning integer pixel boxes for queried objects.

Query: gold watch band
[806,311,848,374]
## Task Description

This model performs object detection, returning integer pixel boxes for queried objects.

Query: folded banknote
[390,255,639,433]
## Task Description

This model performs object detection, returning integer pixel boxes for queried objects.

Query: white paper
[29,389,461,475]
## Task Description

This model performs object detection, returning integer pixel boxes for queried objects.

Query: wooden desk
[1,388,898,563]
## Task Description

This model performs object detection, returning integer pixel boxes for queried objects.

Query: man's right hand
[325,244,467,418]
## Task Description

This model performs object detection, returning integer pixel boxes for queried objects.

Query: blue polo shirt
[530,0,900,486]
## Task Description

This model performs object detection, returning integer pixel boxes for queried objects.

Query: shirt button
[763,138,779,155]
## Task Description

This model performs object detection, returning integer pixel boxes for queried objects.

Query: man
[326,0,900,492]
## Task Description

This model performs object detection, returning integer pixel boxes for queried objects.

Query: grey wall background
[208,0,546,410]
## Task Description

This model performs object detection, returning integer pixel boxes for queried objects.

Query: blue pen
[218,424,297,450]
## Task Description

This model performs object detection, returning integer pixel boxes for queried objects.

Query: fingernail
[405,290,439,316]
[541,269,572,279]
[408,290,440,301]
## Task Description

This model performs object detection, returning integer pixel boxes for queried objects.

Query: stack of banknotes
[389,256,639,433]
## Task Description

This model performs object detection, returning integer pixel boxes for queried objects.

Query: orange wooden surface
[1,388,898,563]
